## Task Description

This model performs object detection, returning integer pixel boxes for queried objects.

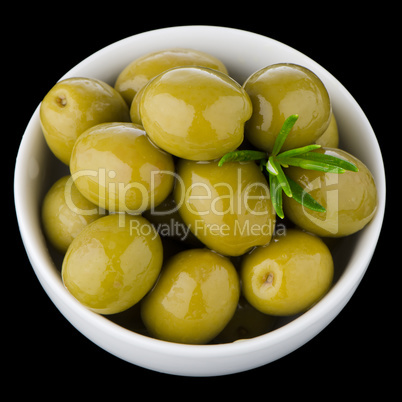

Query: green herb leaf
[271,114,299,156]
[277,144,322,159]
[266,156,278,176]
[269,157,292,197]
[269,174,284,219]
[218,150,266,167]
[296,151,359,172]
[287,177,326,213]
[217,112,359,220]
[277,156,347,173]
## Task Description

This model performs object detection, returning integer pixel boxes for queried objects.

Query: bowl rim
[14,25,386,375]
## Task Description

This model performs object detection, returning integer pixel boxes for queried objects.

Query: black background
[8,6,395,395]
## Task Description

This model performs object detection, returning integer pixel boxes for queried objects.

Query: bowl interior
[14,26,386,376]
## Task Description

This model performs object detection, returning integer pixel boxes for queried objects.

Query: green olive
[69,122,175,214]
[140,248,240,344]
[243,63,331,152]
[41,175,102,253]
[241,229,334,316]
[62,214,163,314]
[140,66,252,161]
[115,48,228,105]
[129,85,145,126]
[40,77,130,165]
[315,113,339,148]
[282,148,378,237]
[174,159,276,257]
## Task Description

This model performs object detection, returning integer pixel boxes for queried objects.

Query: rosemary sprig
[218,114,359,219]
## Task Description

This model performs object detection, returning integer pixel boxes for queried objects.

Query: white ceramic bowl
[14,26,385,376]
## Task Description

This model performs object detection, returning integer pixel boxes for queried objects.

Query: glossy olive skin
[174,159,276,256]
[115,48,228,105]
[70,122,175,214]
[40,77,130,165]
[140,66,252,161]
[283,148,378,237]
[62,214,163,315]
[141,248,240,344]
[241,229,334,316]
[243,63,331,152]
[129,85,145,126]
[316,113,339,148]
[41,175,102,253]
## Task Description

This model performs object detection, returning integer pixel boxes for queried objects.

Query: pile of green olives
[39,47,378,345]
